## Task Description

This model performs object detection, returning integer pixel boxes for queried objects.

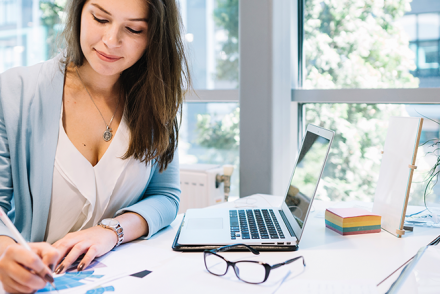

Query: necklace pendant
[103,127,113,142]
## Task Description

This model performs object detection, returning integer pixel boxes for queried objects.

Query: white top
[45,111,151,244]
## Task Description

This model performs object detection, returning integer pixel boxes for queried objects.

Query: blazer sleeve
[0,73,14,239]
[115,150,181,239]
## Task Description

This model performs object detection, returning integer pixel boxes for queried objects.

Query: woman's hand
[52,226,117,274]
[0,238,60,294]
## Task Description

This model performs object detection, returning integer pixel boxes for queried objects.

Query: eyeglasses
[204,244,306,284]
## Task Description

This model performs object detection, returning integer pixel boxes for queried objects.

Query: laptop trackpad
[187,218,223,230]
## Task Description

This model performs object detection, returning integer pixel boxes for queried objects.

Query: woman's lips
[94,49,122,62]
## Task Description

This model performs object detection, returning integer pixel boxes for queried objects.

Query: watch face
[102,218,119,227]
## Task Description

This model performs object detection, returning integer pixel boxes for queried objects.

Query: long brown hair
[61,0,190,172]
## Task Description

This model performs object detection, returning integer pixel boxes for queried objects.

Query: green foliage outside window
[196,0,239,154]
[196,0,423,202]
[195,107,239,166]
[196,108,239,152]
[195,107,240,197]
[305,103,407,201]
[304,0,418,89]
[304,0,420,202]
[195,0,240,196]
[213,0,239,83]
[40,0,66,58]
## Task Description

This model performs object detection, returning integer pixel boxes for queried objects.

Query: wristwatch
[98,218,124,248]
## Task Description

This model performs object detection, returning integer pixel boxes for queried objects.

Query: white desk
[2,194,439,293]
[124,194,440,293]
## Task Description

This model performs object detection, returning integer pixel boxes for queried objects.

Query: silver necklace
[75,68,121,142]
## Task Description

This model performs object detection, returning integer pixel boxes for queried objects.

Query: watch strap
[98,219,124,248]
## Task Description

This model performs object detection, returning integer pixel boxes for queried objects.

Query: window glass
[0,0,17,25]
[177,1,240,195]
[0,0,63,73]
[418,13,439,41]
[418,41,439,76]
[303,103,440,207]
[303,0,440,89]
[398,14,417,41]
[409,42,417,74]
[179,102,239,197]
[178,0,238,89]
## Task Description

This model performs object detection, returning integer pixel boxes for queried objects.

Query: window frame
[182,0,440,199]
[185,90,239,103]
[294,0,440,140]
[186,0,295,199]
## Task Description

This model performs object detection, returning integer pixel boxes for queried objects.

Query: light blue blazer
[0,56,180,242]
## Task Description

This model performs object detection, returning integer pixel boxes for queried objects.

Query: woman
[0,0,189,292]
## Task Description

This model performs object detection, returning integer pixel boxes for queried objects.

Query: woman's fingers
[30,242,60,272]
[0,242,59,293]
[6,246,50,286]
[0,246,47,292]
[3,274,36,294]
[8,262,47,290]
[55,241,90,274]
[52,236,77,265]
[52,226,118,274]
[77,245,99,271]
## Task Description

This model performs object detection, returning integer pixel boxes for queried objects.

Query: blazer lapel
[28,57,64,242]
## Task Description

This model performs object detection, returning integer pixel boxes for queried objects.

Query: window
[0,0,18,26]
[302,0,440,89]
[179,0,238,89]
[303,103,438,206]
[179,0,240,198]
[0,0,58,72]
[296,0,440,205]
[180,102,239,197]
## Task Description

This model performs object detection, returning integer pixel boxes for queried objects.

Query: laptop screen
[283,126,332,241]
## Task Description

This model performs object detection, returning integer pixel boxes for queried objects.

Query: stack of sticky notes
[325,208,381,235]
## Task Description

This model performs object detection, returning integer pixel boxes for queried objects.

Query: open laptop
[174,124,334,251]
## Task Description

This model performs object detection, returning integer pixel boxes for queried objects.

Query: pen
[0,207,58,291]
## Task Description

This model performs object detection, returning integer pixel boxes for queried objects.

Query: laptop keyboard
[229,209,285,240]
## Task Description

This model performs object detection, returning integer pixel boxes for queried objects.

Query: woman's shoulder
[0,54,64,105]
[0,54,62,89]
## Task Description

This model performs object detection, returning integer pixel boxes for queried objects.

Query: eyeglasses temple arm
[213,243,260,255]
[271,256,305,269]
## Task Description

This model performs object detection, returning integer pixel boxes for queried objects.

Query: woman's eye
[127,27,143,34]
[93,15,108,24]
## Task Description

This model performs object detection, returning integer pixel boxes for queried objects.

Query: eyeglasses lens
[205,253,228,275]
[234,261,266,284]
